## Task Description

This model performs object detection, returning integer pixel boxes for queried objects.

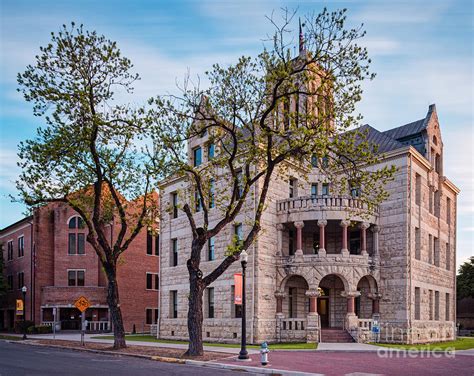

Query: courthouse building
[158,101,458,344]
[0,201,159,333]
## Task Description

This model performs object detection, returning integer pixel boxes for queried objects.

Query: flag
[234,273,242,305]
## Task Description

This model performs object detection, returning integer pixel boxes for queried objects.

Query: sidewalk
[316,342,381,351]
[9,332,259,354]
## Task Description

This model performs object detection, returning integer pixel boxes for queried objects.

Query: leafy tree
[16,23,160,349]
[152,8,396,356]
[0,243,6,298]
[457,257,474,300]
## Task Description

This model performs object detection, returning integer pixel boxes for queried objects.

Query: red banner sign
[234,273,242,305]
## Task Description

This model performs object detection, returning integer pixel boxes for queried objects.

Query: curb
[185,359,323,376]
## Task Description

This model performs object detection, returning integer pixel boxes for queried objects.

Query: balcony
[276,195,378,224]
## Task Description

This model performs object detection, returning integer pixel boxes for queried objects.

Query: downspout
[30,220,34,322]
[407,154,413,341]
[251,173,257,344]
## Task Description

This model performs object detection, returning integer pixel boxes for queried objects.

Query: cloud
[0,148,20,193]
[360,38,401,56]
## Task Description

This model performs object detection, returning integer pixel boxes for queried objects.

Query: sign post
[53,308,57,340]
[74,296,91,347]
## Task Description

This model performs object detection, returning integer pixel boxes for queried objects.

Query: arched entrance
[356,275,379,318]
[282,275,309,318]
[318,274,347,328]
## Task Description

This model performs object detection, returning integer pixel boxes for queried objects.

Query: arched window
[433,135,438,145]
[68,216,85,255]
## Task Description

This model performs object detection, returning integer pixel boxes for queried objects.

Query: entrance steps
[320,328,354,343]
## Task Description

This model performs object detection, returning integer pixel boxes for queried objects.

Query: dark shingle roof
[357,124,404,153]
[382,118,426,140]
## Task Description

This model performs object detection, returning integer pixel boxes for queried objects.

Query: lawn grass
[92,334,317,350]
[0,334,22,341]
[370,337,474,351]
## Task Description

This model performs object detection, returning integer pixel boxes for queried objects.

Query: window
[312,232,319,254]
[349,181,360,198]
[146,273,159,290]
[311,154,318,168]
[195,190,202,212]
[147,231,153,255]
[155,234,160,256]
[146,308,153,325]
[428,234,433,264]
[445,293,450,321]
[311,184,318,197]
[288,230,295,255]
[171,192,178,218]
[434,190,440,217]
[435,291,440,320]
[284,99,290,130]
[207,287,215,318]
[415,173,421,205]
[234,224,243,244]
[193,147,202,167]
[7,240,13,261]
[321,155,329,168]
[209,179,215,208]
[434,237,440,266]
[415,227,421,260]
[68,270,85,287]
[68,216,85,255]
[17,236,24,257]
[435,154,441,173]
[289,179,297,198]
[208,237,215,261]
[146,308,159,325]
[446,197,451,224]
[170,290,178,318]
[18,272,24,290]
[7,275,13,290]
[429,290,433,320]
[414,287,420,320]
[446,242,451,271]
[236,170,243,199]
[322,183,329,196]
[231,285,242,318]
[429,188,434,214]
[171,239,178,266]
[207,143,215,160]
[349,231,360,255]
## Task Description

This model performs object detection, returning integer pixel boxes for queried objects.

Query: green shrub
[26,325,53,334]
[14,320,34,334]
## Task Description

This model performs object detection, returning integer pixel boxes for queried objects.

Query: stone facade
[0,202,159,333]
[158,104,458,345]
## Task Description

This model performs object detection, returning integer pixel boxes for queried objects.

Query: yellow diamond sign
[74,296,91,312]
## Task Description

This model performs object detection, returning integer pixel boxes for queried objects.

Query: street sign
[74,296,91,312]
[16,299,24,315]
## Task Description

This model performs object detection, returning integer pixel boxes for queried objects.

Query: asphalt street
[0,341,244,376]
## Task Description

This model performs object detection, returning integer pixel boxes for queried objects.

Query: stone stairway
[320,328,354,343]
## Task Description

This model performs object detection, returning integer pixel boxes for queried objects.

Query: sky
[0,0,472,269]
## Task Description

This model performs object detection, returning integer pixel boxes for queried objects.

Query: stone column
[340,220,350,257]
[305,289,320,343]
[294,221,304,256]
[360,222,370,256]
[274,291,286,343]
[342,291,361,330]
[317,220,327,256]
[368,293,382,315]
[371,226,380,257]
[276,224,285,256]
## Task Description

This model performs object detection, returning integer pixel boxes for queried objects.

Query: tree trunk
[105,265,126,349]
[186,271,204,356]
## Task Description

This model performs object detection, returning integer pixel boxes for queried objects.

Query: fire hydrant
[260,342,269,366]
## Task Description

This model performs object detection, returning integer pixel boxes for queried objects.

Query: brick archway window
[68,216,85,255]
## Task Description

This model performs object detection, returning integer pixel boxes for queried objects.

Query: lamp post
[238,250,249,361]
[21,286,27,340]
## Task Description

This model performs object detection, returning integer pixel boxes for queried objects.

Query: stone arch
[356,275,378,293]
[313,267,350,292]
[279,273,310,291]
[356,275,379,319]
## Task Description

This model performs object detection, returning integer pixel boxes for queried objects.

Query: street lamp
[238,250,249,361]
[21,286,27,340]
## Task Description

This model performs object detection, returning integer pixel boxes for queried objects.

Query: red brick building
[0,202,159,333]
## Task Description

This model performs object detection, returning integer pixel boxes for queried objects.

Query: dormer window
[193,147,202,167]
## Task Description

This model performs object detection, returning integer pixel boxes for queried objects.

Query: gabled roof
[358,124,404,153]
[382,118,426,140]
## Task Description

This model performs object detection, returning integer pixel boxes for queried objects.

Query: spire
[299,18,305,53]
